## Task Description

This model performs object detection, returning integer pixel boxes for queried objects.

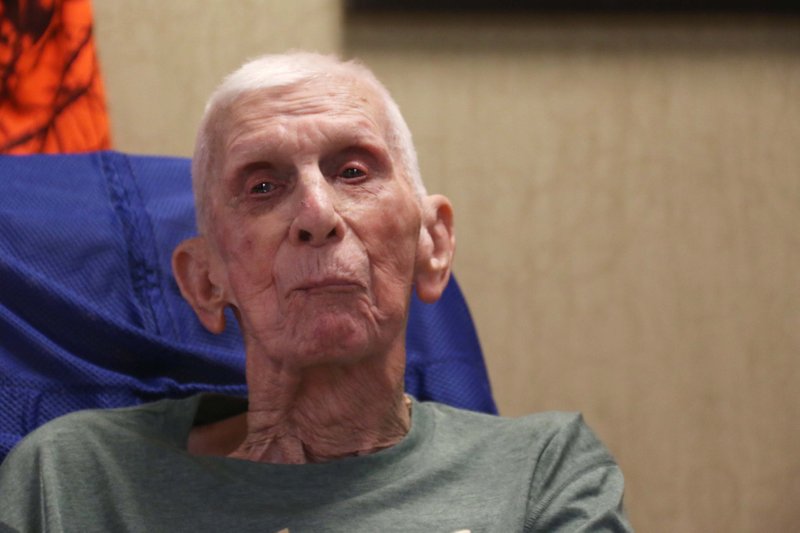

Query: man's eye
[250,182,275,194]
[340,167,366,180]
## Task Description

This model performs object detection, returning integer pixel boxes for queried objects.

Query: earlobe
[172,237,228,334]
[414,195,456,303]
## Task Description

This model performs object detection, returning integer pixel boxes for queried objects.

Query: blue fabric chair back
[0,152,496,462]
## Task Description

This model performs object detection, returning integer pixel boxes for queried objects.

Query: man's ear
[172,237,228,334]
[414,194,455,303]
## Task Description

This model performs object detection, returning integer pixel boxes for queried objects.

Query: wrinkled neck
[234,383,412,464]
[189,341,411,464]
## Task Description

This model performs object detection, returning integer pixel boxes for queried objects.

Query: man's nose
[289,171,345,246]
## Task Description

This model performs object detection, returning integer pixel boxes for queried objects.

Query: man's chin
[241,309,373,370]
[243,300,404,369]
[301,314,376,363]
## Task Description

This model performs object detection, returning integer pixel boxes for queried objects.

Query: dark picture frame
[346,1,800,14]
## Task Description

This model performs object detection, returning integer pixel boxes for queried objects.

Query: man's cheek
[371,253,416,303]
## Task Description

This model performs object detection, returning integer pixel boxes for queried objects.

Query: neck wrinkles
[228,343,411,464]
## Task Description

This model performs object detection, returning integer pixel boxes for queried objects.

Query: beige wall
[93,0,343,156]
[94,3,800,532]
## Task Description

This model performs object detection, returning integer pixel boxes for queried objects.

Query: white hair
[192,51,425,234]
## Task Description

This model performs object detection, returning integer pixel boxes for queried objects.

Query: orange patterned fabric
[0,0,110,153]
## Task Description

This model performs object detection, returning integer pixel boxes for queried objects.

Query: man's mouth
[294,277,365,293]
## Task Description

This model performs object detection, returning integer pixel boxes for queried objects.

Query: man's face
[203,78,424,370]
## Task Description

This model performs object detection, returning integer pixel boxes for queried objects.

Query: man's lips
[293,277,365,293]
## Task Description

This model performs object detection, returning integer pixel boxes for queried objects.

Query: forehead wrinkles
[246,81,374,116]
[222,78,391,152]
[225,117,389,167]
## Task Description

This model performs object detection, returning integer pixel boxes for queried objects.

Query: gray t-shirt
[0,395,631,532]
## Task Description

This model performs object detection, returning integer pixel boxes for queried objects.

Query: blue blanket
[0,151,496,462]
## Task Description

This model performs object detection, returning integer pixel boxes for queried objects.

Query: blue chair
[0,151,496,462]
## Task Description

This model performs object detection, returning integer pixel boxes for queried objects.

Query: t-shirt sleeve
[0,431,47,532]
[0,410,109,532]
[524,414,633,532]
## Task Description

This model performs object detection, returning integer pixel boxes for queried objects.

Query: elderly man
[0,52,630,532]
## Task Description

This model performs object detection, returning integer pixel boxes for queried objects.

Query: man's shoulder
[3,396,196,466]
[422,400,587,444]
[417,401,628,530]
[419,400,616,476]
